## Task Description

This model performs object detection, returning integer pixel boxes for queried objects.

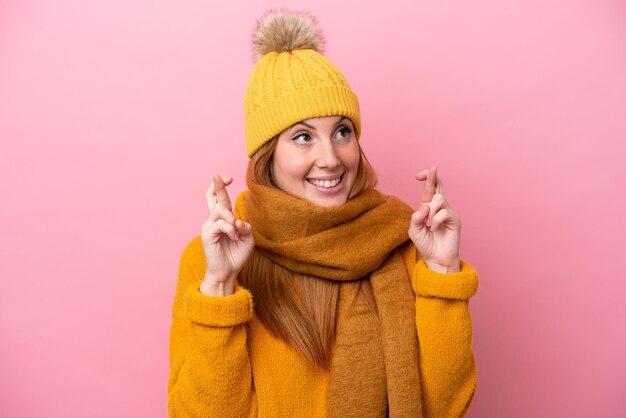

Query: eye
[291,132,312,144]
[335,126,352,139]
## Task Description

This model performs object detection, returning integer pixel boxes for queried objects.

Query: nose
[315,138,341,169]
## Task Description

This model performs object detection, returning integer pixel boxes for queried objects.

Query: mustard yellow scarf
[242,181,423,417]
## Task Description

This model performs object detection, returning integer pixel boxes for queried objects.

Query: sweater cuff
[183,281,254,327]
[412,258,479,300]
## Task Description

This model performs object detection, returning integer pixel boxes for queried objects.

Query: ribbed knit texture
[168,193,479,417]
[244,49,361,157]
[183,281,253,327]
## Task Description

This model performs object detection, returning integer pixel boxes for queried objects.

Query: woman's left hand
[408,166,462,273]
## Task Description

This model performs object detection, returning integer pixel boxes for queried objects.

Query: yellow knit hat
[244,9,361,157]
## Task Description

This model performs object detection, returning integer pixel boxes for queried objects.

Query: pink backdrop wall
[2,0,625,416]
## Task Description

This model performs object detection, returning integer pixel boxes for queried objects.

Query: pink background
[1,0,625,416]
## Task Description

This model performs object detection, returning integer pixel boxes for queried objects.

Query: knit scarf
[241,180,423,417]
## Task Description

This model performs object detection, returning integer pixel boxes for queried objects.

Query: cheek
[273,154,311,182]
[342,144,361,173]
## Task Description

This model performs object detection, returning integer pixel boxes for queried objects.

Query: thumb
[235,220,254,242]
[410,205,430,233]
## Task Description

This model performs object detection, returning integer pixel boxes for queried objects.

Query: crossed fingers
[416,166,444,203]
[202,175,240,239]
[416,166,453,228]
[206,175,233,213]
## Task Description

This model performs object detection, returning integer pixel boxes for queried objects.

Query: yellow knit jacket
[168,206,479,417]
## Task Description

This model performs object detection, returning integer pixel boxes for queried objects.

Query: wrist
[424,259,461,274]
[200,275,236,297]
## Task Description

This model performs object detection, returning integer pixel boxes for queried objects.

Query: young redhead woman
[168,9,478,418]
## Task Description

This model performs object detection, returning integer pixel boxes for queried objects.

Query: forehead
[285,116,350,131]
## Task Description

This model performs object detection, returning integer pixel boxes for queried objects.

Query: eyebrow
[290,116,347,131]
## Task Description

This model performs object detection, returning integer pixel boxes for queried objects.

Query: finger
[427,193,446,226]
[435,177,444,195]
[202,203,236,230]
[415,168,430,180]
[206,182,216,213]
[417,167,445,202]
[202,218,233,242]
[430,208,459,231]
[410,205,430,234]
[206,175,234,213]
[235,219,250,233]
[430,208,448,231]
[235,220,254,243]
[419,166,437,204]
[205,219,239,242]
[213,175,233,211]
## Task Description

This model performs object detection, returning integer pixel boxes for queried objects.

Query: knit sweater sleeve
[399,242,479,418]
[168,236,257,418]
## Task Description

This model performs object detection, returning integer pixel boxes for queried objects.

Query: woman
[168,9,478,418]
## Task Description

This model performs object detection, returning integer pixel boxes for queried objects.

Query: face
[271,115,360,207]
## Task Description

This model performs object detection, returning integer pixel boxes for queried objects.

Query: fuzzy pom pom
[251,9,326,61]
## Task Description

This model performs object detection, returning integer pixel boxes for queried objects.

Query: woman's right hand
[200,175,254,297]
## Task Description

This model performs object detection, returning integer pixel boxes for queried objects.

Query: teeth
[309,177,341,188]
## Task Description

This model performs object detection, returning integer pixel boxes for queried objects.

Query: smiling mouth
[306,173,344,189]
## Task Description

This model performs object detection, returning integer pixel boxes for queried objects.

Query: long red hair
[239,135,378,369]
